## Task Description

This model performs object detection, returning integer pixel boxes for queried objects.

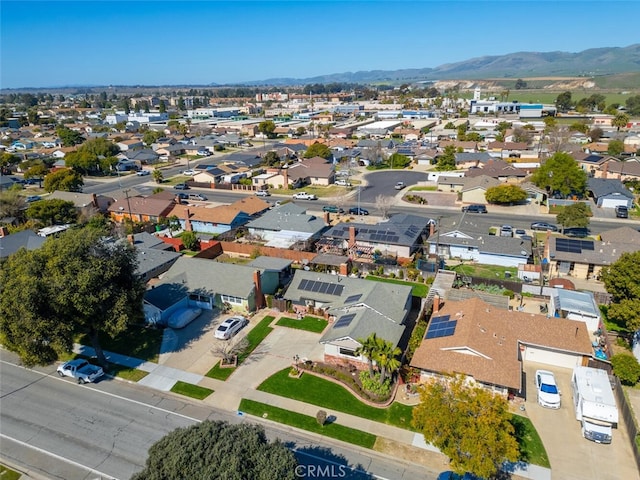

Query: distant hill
[244,44,640,86]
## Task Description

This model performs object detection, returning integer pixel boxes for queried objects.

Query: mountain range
[242,44,640,86]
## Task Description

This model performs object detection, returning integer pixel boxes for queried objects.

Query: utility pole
[123,188,133,226]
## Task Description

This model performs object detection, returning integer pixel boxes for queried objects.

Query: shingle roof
[0,229,46,258]
[410,297,592,390]
[323,213,430,247]
[246,202,328,234]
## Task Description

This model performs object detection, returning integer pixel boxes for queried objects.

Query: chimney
[429,221,435,237]
[433,294,440,314]
[602,161,608,179]
[339,263,349,276]
[184,208,192,232]
[282,168,289,190]
[0,226,9,237]
[127,234,134,245]
[253,270,265,310]
[348,226,356,248]
[324,212,330,224]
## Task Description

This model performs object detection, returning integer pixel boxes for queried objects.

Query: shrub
[316,409,327,426]
[359,371,392,397]
[611,353,640,386]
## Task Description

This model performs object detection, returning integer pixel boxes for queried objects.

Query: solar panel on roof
[425,317,458,339]
[311,282,322,292]
[318,283,329,294]
[334,313,356,328]
[299,279,309,290]
[334,284,344,296]
[345,294,362,304]
[555,238,595,254]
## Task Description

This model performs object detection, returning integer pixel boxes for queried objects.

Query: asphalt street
[0,356,440,480]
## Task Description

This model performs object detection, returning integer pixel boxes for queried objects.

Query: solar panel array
[334,313,356,328]
[555,238,595,254]
[369,232,400,243]
[344,294,363,304]
[299,278,344,296]
[425,314,458,339]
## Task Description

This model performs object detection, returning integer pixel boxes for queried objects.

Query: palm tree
[375,339,402,384]
[355,333,380,378]
[152,168,163,184]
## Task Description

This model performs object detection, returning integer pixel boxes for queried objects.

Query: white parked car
[536,370,561,409]
[292,192,317,200]
[57,359,104,384]
[214,316,249,340]
[136,170,151,176]
[255,190,271,197]
[182,169,197,176]
[335,179,352,187]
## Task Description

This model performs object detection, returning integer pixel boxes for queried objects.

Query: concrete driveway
[523,361,639,480]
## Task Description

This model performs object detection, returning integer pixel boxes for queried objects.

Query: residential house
[460,175,502,205]
[130,233,181,283]
[437,174,466,192]
[245,202,329,248]
[143,257,277,324]
[486,141,530,159]
[284,269,413,370]
[454,152,493,169]
[116,138,144,151]
[107,195,175,223]
[428,215,532,267]
[46,191,114,213]
[126,148,160,164]
[586,177,634,209]
[465,159,528,183]
[410,297,593,397]
[601,157,640,182]
[318,213,432,261]
[0,226,46,259]
[545,227,640,280]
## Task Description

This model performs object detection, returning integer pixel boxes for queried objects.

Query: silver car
[214,316,249,340]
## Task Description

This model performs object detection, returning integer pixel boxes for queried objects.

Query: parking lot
[523,362,639,480]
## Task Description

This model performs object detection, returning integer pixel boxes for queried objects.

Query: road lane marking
[0,434,118,480]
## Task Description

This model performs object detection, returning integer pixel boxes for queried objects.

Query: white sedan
[214,316,249,340]
[536,370,561,409]
[182,169,197,176]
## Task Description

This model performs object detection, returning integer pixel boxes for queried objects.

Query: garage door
[522,345,582,369]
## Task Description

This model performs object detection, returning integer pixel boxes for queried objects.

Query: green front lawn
[108,364,149,382]
[365,275,428,298]
[170,381,214,400]
[276,316,328,333]
[0,465,21,480]
[79,325,163,363]
[239,399,377,449]
[206,316,275,380]
[511,414,550,468]
[449,263,518,281]
[257,368,415,430]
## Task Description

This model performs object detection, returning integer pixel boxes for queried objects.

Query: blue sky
[1,1,638,88]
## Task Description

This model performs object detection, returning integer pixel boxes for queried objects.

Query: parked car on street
[292,192,317,200]
[26,195,41,203]
[530,221,558,232]
[57,359,104,384]
[536,369,561,409]
[255,190,271,197]
[335,179,352,187]
[214,316,249,340]
[394,181,406,190]
[564,227,590,238]
[322,205,344,213]
[348,207,369,215]
[136,169,151,176]
[182,169,197,176]
[174,183,190,190]
[461,204,487,213]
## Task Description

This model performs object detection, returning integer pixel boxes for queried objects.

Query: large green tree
[43,169,84,192]
[600,251,640,331]
[131,421,297,480]
[608,139,625,156]
[531,152,587,197]
[435,145,456,171]
[64,138,120,174]
[412,375,519,479]
[26,199,77,226]
[0,226,145,366]
[612,113,630,131]
[303,142,333,160]
[626,95,640,116]
[556,202,590,229]
[485,184,528,204]
[258,120,277,139]
[555,91,573,112]
[55,125,85,146]
[388,153,411,169]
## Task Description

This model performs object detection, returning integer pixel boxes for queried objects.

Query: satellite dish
[303,266,310,271]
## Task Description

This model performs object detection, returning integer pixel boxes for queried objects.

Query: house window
[189,294,210,303]
[221,295,243,305]
[339,348,357,357]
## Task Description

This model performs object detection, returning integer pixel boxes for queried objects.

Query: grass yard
[511,414,550,468]
[257,368,415,430]
[239,399,377,449]
[79,325,163,363]
[449,263,518,281]
[108,364,149,382]
[0,465,21,480]
[206,316,275,380]
[276,315,328,333]
[170,381,214,400]
[408,186,438,191]
[365,275,428,298]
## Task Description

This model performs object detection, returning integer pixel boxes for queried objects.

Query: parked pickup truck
[292,192,317,200]
[57,359,104,384]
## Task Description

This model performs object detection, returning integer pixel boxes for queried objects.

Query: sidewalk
[75,342,550,480]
